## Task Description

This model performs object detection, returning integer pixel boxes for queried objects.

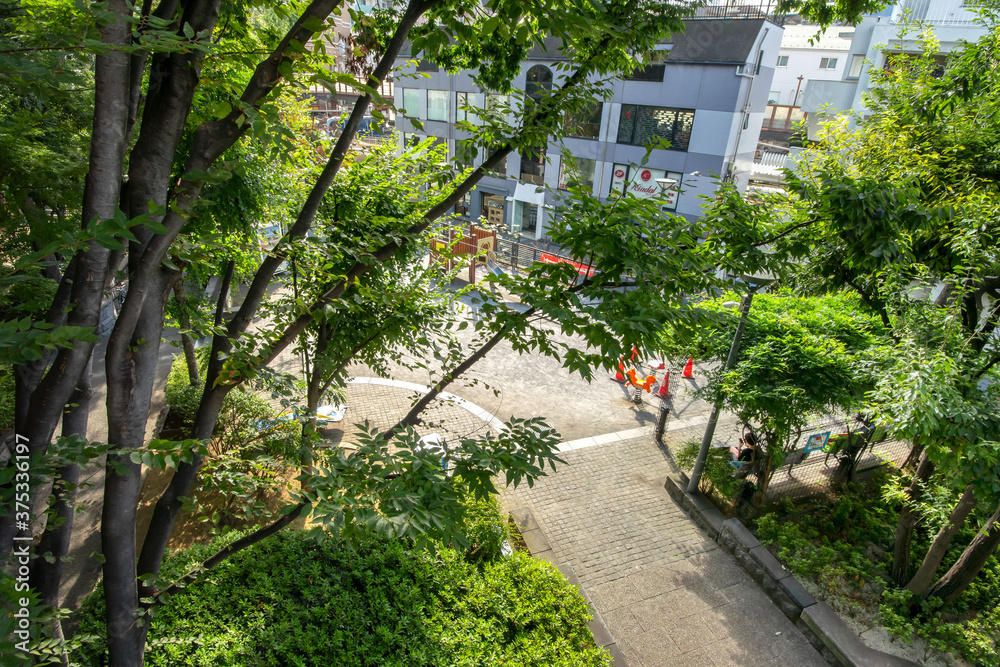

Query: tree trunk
[135,0,435,585]
[173,280,200,386]
[102,267,177,665]
[925,503,1000,604]
[906,484,977,596]
[30,355,94,609]
[0,0,130,557]
[891,451,935,586]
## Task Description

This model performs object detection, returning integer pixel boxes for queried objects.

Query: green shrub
[73,528,609,667]
[457,491,508,565]
[675,438,740,499]
[164,349,210,424]
[752,472,1000,666]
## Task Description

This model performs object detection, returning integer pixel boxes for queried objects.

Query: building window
[820,57,838,70]
[455,138,476,169]
[777,55,789,67]
[525,65,553,100]
[558,157,596,192]
[402,89,421,116]
[564,102,603,139]
[847,54,864,78]
[616,105,694,151]
[456,91,471,122]
[416,58,438,72]
[485,94,508,117]
[455,191,471,217]
[768,91,781,104]
[519,147,545,185]
[627,50,667,82]
[427,89,448,121]
[481,193,505,227]
[484,147,506,176]
[402,133,423,149]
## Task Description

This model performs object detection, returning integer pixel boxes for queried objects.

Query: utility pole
[686,290,756,494]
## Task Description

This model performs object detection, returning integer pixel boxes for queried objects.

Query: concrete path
[503,432,827,667]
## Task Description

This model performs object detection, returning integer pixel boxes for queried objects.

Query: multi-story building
[800,0,987,140]
[758,24,853,144]
[394,14,783,243]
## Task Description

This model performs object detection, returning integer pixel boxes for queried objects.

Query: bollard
[654,401,670,442]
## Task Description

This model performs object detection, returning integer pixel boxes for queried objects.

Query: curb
[663,475,920,667]
[509,508,628,667]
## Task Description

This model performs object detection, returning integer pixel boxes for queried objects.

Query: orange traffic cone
[682,358,694,378]
[611,357,626,382]
[657,371,671,398]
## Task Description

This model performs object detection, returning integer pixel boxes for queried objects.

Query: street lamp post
[685,282,764,494]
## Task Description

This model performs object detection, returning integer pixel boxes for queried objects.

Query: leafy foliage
[73,522,608,666]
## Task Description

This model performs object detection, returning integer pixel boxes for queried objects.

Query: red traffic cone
[657,371,671,398]
[682,358,694,378]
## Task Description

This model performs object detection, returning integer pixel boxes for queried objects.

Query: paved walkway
[503,432,827,667]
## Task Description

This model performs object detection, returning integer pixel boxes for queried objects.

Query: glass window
[402,133,423,149]
[486,93,508,115]
[820,57,838,70]
[525,65,553,100]
[456,92,471,122]
[522,203,538,234]
[427,89,448,121]
[484,146,506,176]
[481,193,505,227]
[768,91,781,104]
[558,157,596,192]
[519,147,545,185]
[616,105,694,151]
[564,102,603,139]
[455,191,471,217]
[777,55,789,67]
[847,54,864,78]
[402,89,421,116]
[416,58,438,72]
[627,50,667,82]
[455,138,476,169]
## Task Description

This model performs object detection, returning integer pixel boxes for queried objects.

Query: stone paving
[504,433,827,667]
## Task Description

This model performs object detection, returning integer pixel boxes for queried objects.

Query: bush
[73,528,609,666]
[164,351,296,459]
[164,349,210,424]
[751,472,1000,666]
[675,438,740,500]
[457,490,508,565]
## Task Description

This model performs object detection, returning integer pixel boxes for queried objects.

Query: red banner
[539,252,597,277]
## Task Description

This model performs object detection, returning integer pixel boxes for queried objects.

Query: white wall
[768,26,853,107]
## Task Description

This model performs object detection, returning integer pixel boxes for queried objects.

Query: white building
[768,25,854,107]
[801,0,987,140]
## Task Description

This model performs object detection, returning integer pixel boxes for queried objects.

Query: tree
[0,0,905,663]
[703,11,1000,602]
[660,290,886,504]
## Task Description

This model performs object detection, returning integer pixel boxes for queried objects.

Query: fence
[668,412,913,506]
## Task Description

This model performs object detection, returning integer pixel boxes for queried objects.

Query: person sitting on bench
[731,432,759,462]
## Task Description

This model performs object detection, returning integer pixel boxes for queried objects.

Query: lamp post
[686,277,771,494]
[652,177,680,439]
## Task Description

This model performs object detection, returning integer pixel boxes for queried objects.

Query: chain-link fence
[669,413,913,507]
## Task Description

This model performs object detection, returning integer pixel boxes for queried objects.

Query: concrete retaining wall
[664,475,919,667]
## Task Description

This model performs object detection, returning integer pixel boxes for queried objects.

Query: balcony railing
[690,1,788,25]
[891,0,981,26]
